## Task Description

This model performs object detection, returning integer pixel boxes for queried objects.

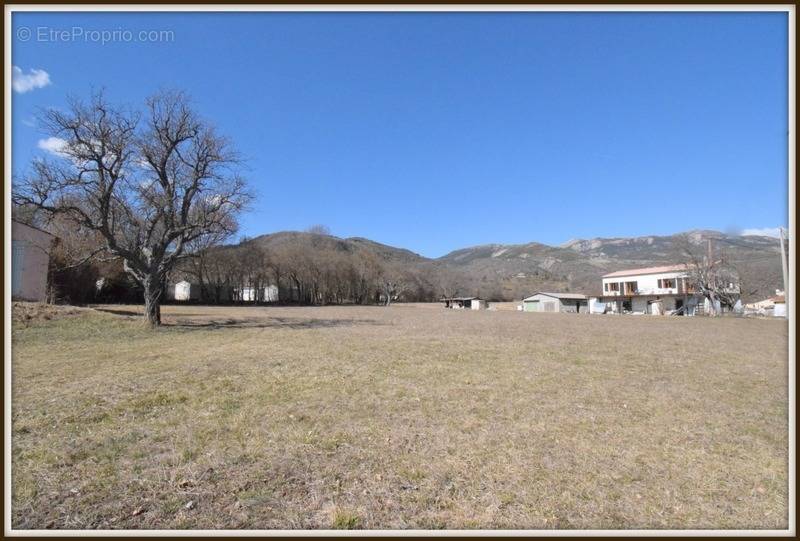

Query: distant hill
[247,231,428,263]
[229,229,785,302]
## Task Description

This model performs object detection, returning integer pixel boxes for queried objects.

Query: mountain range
[245,229,785,302]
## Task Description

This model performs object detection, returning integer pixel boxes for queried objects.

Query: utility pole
[779,227,789,298]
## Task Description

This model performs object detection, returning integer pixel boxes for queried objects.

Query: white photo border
[4,3,796,537]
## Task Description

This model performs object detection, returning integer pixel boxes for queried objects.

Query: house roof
[771,295,786,303]
[523,292,588,301]
[602,264,689,279]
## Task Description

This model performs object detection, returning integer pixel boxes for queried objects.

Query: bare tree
[377,265,407,306]
[673,234,741,316]
[13,90,250,326]
[306,224,331,236]
[352,251,382,304]
[434,266,467,300]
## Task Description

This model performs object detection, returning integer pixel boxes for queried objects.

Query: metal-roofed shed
[522,292,588,313]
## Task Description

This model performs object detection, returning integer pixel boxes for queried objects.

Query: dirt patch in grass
[11,304,789,530]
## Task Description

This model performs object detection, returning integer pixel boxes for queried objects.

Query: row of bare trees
[178,235,437,306]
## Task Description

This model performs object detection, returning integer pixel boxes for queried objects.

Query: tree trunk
[705,293,718,317]
[143,276,165,327]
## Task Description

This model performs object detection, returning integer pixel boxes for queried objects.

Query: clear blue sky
[12,11,788,257]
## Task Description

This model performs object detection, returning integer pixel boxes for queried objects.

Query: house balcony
[601,290,636,297]
[601,287,682,297]
[635,287,679,296]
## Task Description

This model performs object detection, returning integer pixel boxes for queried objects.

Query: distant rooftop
[602,264,689,279]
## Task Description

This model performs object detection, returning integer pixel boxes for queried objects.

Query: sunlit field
[11,303,788,529]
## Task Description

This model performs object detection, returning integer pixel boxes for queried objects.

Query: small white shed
[173,280,201,301]
[471,299,488,310]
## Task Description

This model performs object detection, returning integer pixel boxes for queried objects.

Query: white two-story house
[594,264,703,315]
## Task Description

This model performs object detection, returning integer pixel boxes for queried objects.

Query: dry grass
[11,303,788,530]
[11,301,88,327]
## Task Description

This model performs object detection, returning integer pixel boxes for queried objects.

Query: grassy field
[11,303,788,530]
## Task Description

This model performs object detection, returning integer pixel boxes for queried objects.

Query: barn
[522,292,588,313]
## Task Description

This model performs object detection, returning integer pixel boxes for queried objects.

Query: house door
[543,301,556,312]
[12,241,24,298]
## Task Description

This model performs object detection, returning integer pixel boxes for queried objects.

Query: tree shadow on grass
[91,307,387,330]
[92,307,144,318]
[164,316,386,330]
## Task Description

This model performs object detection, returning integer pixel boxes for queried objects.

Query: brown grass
[11,301,88,326]
[11,303,788,530]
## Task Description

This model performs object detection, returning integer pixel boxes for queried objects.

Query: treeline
[20,202,511,306]
[32,225,443,306]
[176,235,438,305]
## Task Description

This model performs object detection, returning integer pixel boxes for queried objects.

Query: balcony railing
[602,288,679,297]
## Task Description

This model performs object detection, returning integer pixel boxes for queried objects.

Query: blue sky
[11,11,788,257]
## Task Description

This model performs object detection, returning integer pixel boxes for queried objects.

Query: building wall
[264,284,279,302]
[523,294,562,313]
[11,222,54,302]
[631,297,649,314]
[238,285,277,302]
[599,294,699,315]
[524,295,588,313]
[588,297,607,314]
[559,299,587,313]
[239,287,258,302]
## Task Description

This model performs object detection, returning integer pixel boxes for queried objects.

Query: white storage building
[522,292,588,313]
[172,280,201,301]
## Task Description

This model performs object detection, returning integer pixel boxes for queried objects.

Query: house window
[606,282,619,292]
[624,281,638,294]
[658,278,676,288]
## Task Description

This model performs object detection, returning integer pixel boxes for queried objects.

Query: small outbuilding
[442,297,487,310]
[171,280,201,301]
[522,292,588,313]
